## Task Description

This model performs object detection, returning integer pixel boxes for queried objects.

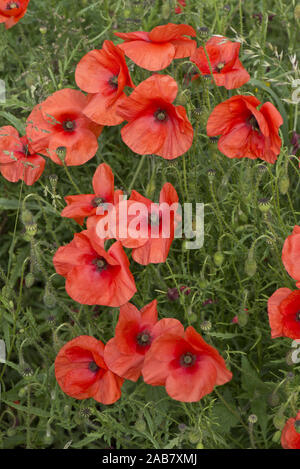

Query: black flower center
[154,109,167,122]
[6,2,19,9]
[92,257,107,272]
[109,75,119,90]
[180,352,196,368]
[216,62,225,72]
[63,120,76,132]
[88,361,100,373]
[296,311,300,322]
[248,115,260,132]
[92,197,106,207]
[136,330,152,347]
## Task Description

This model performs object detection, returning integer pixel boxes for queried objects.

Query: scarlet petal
[118,40,175,71]
[48,128,100,166]
[83,92,127,126]
[282,226,300,283]
[148,23,196,42]
[267,288,292,338]
[104,338,144,382]
[89,369,123,405]
[92,163,115,201]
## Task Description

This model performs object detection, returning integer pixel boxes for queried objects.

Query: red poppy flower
[75,40,134,126]
[0,0,29,29]
[0,126,45,185]
[110,182,179,265]
[61,163,123,226]
[207,95,283,163]
[190,36,250,90]
[26,88,103,166]
[53,229,136,306]
[142,325,232,402]
[104,300,183,381]
[268,288,300,339]
[114,23,196,71]
[281,411,300,449]
[118,74,193,159]
[175,0,186,14]
[55,335,123,404]
[282,226,300,288]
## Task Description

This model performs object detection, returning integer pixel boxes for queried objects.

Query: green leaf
[0,112,25,135]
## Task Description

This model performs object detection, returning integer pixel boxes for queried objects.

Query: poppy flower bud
[177,92,188,106]
[214,251,224,267]
[39,27,47,35]
[273,412,286,430]
[294,4,300,19]
[268,392,280,407]
[272,430,281,443]
[135,417,146,433]
[196,442,204,449]
[245,255,257,277]
[6,428,16,437]
[199,278,208,289]
[43,288,56,309]
[56,146,67,162]
[18,386,29,398]
[162,2,170,19]
[188,430,201,444]
[189,313,197,323]
[279,174,289,195]
[208,168,216,182]
[258,197,271,213]
[21,209,34,227]
[25,272,35,288]
[198,26,209,37]
[237,309,248,327]
[285,350,294,366]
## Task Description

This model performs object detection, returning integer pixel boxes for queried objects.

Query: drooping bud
[25,272,35,288]
[279,174,290,195]
[21,209,34,226]
[214,251,224,267]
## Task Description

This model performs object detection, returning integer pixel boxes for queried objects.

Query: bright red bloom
[268,288,300,339]
[282,226,300,288]
[190,36,250,90]
[111,182,179,265]
[281,411,300,449]
[55,336,123,404]
[104,300,183,382]
[207,95,283,163]
[118,74,193,159]
[75,40,134,126]
[61,163,122,226]
[0,126,45,185]
[53,229,136,306]
[142,325,232,402]
[0,0,29,29]
[26,88,103,166]
[175,0,186,14]
[114,23,196,71]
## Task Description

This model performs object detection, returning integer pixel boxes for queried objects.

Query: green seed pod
[25,223,37,238]
[200,320,212,331]
[177,92,187,106]
[248,414,258,424]
[199,279,208,289]
[207,168,217,182]
[56,146,67,162]
[214,251,224,267]
[43,433,53,445]
[6,428,16,437]
[279,174,290,195]
[49,174,58,191]
[43,290,56,309]
[39,27,47,35]
[245,255,257,277]
[25,273,35,288]
[258,198,271,213]
[196,442,204,449]
[273,412,286,430]
[189,313,197,323]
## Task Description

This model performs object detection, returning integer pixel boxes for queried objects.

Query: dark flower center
[92,196,106,207]
[63,119,76,132]
[6,2,19,9]
[92,257,107,272]
[109,75,119,90]
[248,115,260,132]
[296,311,300,322]
[22,144,29,156]
[180,352,196,368]
[136,330,152,347]
[88,361,100,373]
[154,109,167,122]
[216,62,225,72]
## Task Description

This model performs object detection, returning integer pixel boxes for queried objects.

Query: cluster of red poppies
[55,300,232,404]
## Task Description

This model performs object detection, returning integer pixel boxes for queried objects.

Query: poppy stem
[128,155,147,193]
[62,161,81,195]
